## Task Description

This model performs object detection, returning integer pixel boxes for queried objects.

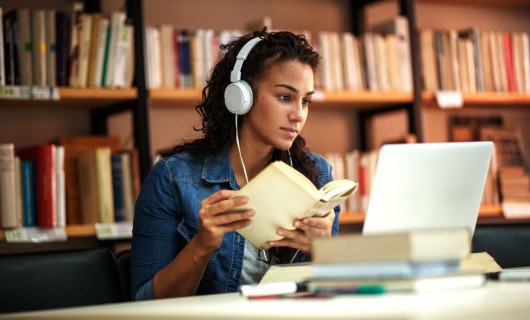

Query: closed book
[311,260,461,280]
[31,10,46,86]
[21,161,35,227]
[308,272,485,294]
[0,7,5,86]
[16,9,33,85]
[0,143,17,228]
[3,10,21,85]
[18,144,57,227]
[313,229,471,264]
[233,161,358,249]
[78,148,115,224]
[45,10,57,86]
[55,11,69,86]
[111,153,126,222]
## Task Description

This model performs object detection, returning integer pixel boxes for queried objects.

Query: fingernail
[247,210,255,216]
[277,230,284,236]
[293,221,300,228]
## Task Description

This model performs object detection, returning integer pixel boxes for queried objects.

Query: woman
[131,30,340,300]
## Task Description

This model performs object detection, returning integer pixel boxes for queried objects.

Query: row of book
[144,16,413,93]
[0,137,140,229]
[0,4,134,88]
[420,28,530,94]
[324,144,504,216]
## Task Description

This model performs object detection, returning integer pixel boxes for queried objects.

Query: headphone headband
[230,37,263,83]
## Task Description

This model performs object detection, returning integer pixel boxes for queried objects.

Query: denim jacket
[131,148,340,300]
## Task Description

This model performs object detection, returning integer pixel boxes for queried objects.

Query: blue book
[21,161,35,227]
[311,260,461,280]
[111,154,126,222]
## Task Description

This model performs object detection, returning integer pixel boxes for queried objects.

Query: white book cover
[159,25,176,88]
[385,35,399,92]
[374,34,390,92]
[363,33,378,92]
[317,32,332,91]
[14,157,23,227]
[55,146,66,227]
[105,11,126,87]
[341,32,356,91]
[466,39,477,93]
[512,33,523,93]
[151,27,162,89]
[93,18,109,88]
[329,32,343,91]
[113,24,133,88]
[121,153,135,221]
[449,30,461,92]
[521,32,530,93]
[457,39,469,93]
[0,143,17,228]
[496,31,508,93]
[0,7,5,86]
[489,31,501,92]
[45,10,56,86]
[78,14,92,88]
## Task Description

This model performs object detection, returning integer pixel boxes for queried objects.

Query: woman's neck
[228,141,273,187]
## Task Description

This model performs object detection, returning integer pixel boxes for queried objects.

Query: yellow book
[233,161,358,249]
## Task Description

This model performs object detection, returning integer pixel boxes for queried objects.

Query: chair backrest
[473,224,530,268]
[0,247,125,314]
[116,249,131,301]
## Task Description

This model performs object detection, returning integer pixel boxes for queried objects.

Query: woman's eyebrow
[274,84,314,95]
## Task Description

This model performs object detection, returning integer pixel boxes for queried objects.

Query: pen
[312,284,386,295]
[239,281,308,297]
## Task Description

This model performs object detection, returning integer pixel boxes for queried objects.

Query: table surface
[2,281,530,320]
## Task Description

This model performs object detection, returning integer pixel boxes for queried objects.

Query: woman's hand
[268,210,336,256]
[196,190,254,252]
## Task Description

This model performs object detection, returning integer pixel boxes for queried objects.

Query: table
[2,281,530,320]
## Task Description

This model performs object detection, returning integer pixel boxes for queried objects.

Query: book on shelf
[18,144,57,227]
[312,229,471,265]
[20,161,35,227]
[57,135,121,225]
[233,161,358,249]
[78,147,114,224]
[0,143,17,228]
[0,7,5,86]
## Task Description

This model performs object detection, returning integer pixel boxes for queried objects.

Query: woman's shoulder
[305,150,332,173]
[151,150,207,179]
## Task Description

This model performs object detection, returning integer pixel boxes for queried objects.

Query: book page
[460,252,502,273]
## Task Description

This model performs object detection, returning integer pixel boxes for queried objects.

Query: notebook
[363,141,493,236]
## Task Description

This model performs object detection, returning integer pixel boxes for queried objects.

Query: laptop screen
[362,141,493,236]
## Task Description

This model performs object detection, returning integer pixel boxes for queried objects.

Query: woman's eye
[279,94,290,102]
[302,99,312,106]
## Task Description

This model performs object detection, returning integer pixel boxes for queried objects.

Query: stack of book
[243,229,485,298]
[307,229,485,294]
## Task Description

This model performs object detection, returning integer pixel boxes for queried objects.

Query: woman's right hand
[196,190,254,252]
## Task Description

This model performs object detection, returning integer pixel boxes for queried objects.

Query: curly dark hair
[167,30,321,186]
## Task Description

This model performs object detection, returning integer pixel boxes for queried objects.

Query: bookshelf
[1,0,529,247]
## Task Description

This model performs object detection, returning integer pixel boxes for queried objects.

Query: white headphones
[224,37,263,115]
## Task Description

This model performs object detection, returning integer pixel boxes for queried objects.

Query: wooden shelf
[149,88,413,109]
[0,87,137,108]
[418,0,530,8]
[339,204,505,226]
[422,91,530,108]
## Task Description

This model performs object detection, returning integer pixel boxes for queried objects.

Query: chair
[472,224,530,269]
[116,249,131,301]
[0,247,125,314]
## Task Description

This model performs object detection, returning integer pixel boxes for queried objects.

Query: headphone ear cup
[224,80,253,115]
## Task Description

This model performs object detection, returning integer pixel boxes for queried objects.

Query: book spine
[45,10,57,86]
[0,7,5,86]
[17,9,33,85]
[96,148,114,223]
[0,143,17,228]
[55,12,68,86]
[3,10,20,85]
[31,10,47,86]
[21,161,35,227]
[111,153,126,222]
[56,146,66,227]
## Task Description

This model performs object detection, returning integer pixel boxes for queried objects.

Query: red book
[503,32,516,93]
[18,145,57,227]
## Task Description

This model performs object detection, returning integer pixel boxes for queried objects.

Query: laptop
[362,141,493,236]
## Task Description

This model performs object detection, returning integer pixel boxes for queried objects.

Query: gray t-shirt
[239,240,270,285]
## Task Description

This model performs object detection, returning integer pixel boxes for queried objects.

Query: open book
[233,161,358,249]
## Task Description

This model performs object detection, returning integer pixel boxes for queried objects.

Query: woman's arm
[152,190,253,298]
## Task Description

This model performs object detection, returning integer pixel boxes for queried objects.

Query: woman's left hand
[268,210,336,256]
